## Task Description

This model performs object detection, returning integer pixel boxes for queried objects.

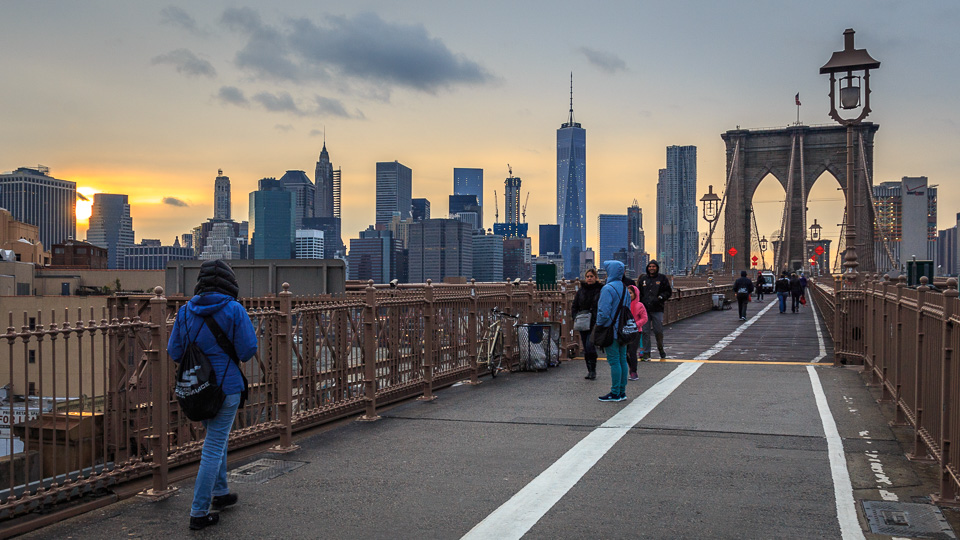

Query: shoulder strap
[203,315,249,407]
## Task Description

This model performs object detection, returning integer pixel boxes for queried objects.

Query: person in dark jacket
[571,267,603,379]
[775,271,791,313]
[733,270,755,321]
[595,260,632,401]
[755,273,765,301]
[790,272,804,313]
[168,260,258,530]
[639,260,672,360]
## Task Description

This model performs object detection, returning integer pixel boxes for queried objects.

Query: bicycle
[479,307,518,377]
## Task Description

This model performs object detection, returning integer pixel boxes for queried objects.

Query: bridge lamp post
[809,220,823,275]
[820,28,880,284]
[759,235,768,270]
[700,185,721,273]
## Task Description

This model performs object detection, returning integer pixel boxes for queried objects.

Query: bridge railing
[0,279,727,523]
[821,273,960,505]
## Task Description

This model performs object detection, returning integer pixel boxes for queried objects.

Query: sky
[3,1,959,264]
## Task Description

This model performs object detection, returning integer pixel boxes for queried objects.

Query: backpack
[174,307,248,422]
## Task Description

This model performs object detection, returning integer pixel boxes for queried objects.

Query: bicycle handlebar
[491,307,519,319]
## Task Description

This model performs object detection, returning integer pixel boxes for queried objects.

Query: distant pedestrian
[168,260,258,530]
[595,260,632,402]
[790,272,803,313]
[775,271,791,314]
[625,285,649,380]
[733,270,755,321]
[571,267,602,380]
[639,260,672,360]
[799,272,808,302]
[755,273,765,301]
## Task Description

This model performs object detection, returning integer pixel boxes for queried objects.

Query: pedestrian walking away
[595,260,632,402]
[733,270,755,321]
[755,273,765,301]
[790,272,803,313]
[168,260,258,530]
[639,260,672,360]
[625,284,649,380]
[799,272,808,303]
[775,271,791,314]
[571,267,603,380]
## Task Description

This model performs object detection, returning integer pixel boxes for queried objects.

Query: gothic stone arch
[720,123,879,274]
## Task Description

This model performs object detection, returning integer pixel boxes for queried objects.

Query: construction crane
[521,192,530,223]
[507,164,513,178]
[493,190,499,222]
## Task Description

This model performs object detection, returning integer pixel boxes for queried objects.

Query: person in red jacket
[625,285,649,380]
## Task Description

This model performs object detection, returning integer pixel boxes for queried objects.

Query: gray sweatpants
[642,311,665,358]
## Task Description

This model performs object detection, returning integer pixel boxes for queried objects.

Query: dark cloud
[162,197,189,207]
[217,86,248,106]
[252,91,304,115]
[152,49,216,77]
[160,6,203,36]
[76,192,89,202]
[579,47,627,74]
[315,96,364,119]
[221,9,493,95]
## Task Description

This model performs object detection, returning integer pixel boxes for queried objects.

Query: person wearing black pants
[755,273,765,301]
[733,270,755,321]
[790,272,803,313]
[572,268,603,379]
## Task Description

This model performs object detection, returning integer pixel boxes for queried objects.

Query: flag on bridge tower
[795,93,801,106]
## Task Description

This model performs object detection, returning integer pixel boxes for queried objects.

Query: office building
[412,198,431,222]
[656,145,698,275]
[0,166,76,250]
[598,214,628,264]
[873,178,939,272]
[454,168,483,228]
[408,219,473,283]
[376,161,412,225]
[249,178,295,259]
[86,193,135,269]
[504,172,521,224]
[278,170,315,229]
[627,202,645,253]
[214,169,231,220]
[302,217,344,256]
[579,248,596,278]
[939,227,956,275]
[503,237,531,281]
[123,239,194,270]
[472,233,503,282]
[557,79,586,279]
[539,224,560,256]
[348,228,398,284]
[315,141,341,219]
[449,194,481,231]
[0,207,47,265]
[295,229,325,259]
[50,239,107,268]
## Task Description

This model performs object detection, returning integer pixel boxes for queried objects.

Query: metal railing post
[936,278,959,504]
[559,280,570,362]
[273,283,300,451]
[909,277,933,460]
[360,280,381,420]
[892,275,908,423]
[833,274,843,366]
[140,287,178,500]
[468,279,480,385]
[420,280,437,401]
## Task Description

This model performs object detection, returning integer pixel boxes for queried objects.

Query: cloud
[160,6,204,36]
[315,96,364,119]
[76,192,89,202]
[221,9,493,95]
[274,124,294,132]
[309,129,324,137]
[151,49,216,77]
[578,47,627,74]
[162,197,189,207]
[253,91,304,115]
[217,86,248,106]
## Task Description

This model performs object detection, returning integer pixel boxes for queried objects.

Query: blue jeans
[191,392,241,517]
[777,292,788,313]
[606,340,629,396]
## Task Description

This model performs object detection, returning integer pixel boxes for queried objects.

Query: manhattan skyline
[3,2,959,261]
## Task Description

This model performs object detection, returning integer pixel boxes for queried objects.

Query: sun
[76,187,99,222]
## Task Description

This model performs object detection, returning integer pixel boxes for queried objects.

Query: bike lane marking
[461,299,778,540]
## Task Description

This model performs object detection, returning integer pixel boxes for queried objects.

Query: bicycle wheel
[489,331,504,377]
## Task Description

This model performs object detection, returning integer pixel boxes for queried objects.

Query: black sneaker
[212,493,238,510]
[189,513,220,530]
[658,347,667,359]
[598,392,618,402]
[584,372,596,380]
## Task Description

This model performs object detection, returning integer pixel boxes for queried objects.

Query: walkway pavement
[21,297,954,539]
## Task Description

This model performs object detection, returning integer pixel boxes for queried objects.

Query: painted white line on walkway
[809,295,827,363]
[694,299,778,360]
[807,366,865,540]
[463,299,779,539]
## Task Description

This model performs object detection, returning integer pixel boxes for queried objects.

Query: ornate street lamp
[820,28,880,281]
[700,185,722,271]
[809,219,822,241]
[759,235,768,270]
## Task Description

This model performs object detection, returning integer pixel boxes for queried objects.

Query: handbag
[592,284,627,349]
[573,311,592,332]
[800,295,807,305]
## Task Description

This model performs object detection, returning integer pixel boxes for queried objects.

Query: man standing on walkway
[755,273,765,301]
[775,271,791,314]
[790,272,803,313]
[733,270,755,321]
[639,260,672,360]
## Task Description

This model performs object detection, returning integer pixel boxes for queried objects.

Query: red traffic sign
[815,245,825,255]
[752,260,758,266]
[751,255,758,262]
[728,247,738,257]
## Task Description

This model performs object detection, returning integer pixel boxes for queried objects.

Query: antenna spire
[568,72,575,125]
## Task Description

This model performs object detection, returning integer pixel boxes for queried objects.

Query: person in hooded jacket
[639,260,672,360]
[571,267,603,379]
[595,260,632,402]
[168,260,258,530]
[790,272,803,313]
[625,285,649,380]
[775,271,791,313]
[732,270,755,321]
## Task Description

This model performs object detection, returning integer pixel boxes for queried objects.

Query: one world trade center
[557,75,586,279]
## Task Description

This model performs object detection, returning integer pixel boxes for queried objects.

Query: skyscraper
[278,170,315,229]
[315,141,340,219]
[539,224,560,255]
[449,194,481,230]
[454,168,483,228]
[412,198,431,222]
[295,229,325,259]
[0,166,76,249]
[376,161,412,225]
[598,214,628,264]
[557,75,586,279]
[627,202,645,253]
[504,171,521,224]
[214,169,231,220]
[407,219,473,283]
[86,193,135,269]
[473,233,504,282]
[656,145,698,275]
[249,178,295,259]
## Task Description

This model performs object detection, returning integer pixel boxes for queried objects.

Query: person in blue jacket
[167,259,258,530]
[595,260,632,402]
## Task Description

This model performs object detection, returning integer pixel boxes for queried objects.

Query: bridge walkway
[21,297,948,539]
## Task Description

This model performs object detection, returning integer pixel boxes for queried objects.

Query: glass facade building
[412,198,431,222]
[656,145,698,275]
[539,224,560,255]
[376,161,412,225]
[407,219,473,283]
[454,168,483,228]
[278,170,315,230]
[557,100,586,279]
[598,214,628,264]
[249,179,295,259]
[87,193,135,269]
[0,166,76,250]
[472,233,503,282]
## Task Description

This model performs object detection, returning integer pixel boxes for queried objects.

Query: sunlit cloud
[151,49,217,78]
[578,47,627,74]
